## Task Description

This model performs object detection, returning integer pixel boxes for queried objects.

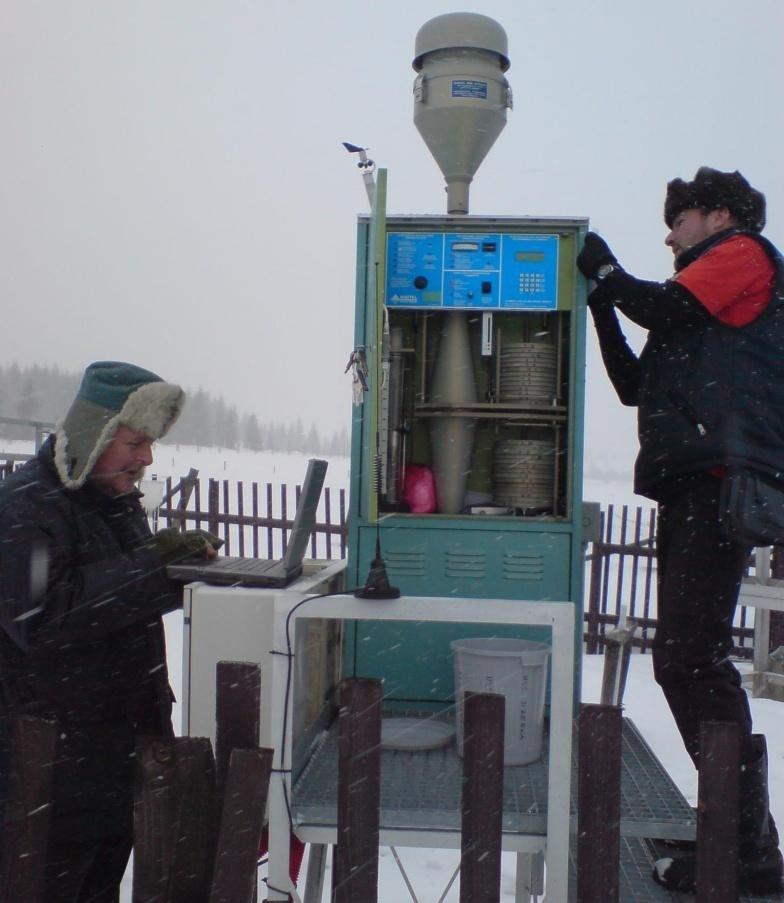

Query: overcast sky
[2,0,782,479]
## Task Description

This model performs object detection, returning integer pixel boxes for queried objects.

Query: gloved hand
[577,232,620,281]
[150,528,223,562]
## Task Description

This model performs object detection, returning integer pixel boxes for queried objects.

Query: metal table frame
[739,550,784,698]
[265,592,575,902]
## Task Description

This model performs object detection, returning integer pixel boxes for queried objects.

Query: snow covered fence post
[577,703,622,902]
[0,715,57,903]
[333,677,382,903]
[696,721,740,902]
[600,619,638,707]
[460,691,504,903]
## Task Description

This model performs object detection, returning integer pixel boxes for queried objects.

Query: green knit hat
[54,361,185,489]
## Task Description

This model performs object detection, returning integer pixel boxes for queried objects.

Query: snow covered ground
[3,440,781,900]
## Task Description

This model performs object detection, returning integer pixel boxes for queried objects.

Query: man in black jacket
[577,167,784,895]
[0,361,218,902]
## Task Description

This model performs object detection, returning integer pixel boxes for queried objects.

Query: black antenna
[355,459,400,601]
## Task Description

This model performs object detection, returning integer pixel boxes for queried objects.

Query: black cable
[274,586,365,832]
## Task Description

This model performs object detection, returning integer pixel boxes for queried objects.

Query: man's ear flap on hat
[664,177,698,228]
[117,382,185,441]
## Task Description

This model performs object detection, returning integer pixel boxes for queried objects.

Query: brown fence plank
[0,715,58,903]
[460,692,504,903]
[133,736,216,903]
[577,704,621,903]
[208,479,220,538]
[280,484,288,554]
[208,748,272,903]
[696,722,740,902]
[222,480,230,553]
[134,737,180,903]
[339,489,347,559]
[586,541,605,655]
[325,488,334,560]
[629,506,642,621]
[266,483,274,558]
[333,678,382,903]
[614,505,629,619]
[237,481,245,557]
[167,738,217,903]
[252,483,259,559]
[215,662,261,803]
[194,479,203,530]
[641,506,656,647]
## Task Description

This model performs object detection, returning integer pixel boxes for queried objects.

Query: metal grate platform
[292,716,695,840]
[569,836,674,902]
[573,838,784,903]
[293,716,784,901]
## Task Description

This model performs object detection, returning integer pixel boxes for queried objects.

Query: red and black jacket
[589,230,784,499]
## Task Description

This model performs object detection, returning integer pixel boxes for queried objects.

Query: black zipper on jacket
[667,389,707,436]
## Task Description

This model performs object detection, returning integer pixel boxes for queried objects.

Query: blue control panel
[386,231,559,310]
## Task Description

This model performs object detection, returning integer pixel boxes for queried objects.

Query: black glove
[577,232,620,281]
[150,528,224,563]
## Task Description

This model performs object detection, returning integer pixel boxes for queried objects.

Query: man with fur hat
[577,167,784,894]
[0,361,218,902]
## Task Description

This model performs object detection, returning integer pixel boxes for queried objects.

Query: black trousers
[44,834,132,903]
[652,473,755,767]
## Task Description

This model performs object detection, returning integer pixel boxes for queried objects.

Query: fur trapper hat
[54,361,185,489]
[664,166,766,232]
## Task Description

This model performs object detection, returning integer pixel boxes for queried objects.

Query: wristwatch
[596,263,617,281]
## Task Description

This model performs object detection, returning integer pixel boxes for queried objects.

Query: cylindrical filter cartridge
[498,342,557,403]
[492,438,554,512]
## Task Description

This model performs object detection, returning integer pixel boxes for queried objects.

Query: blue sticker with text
[451,80,488,99]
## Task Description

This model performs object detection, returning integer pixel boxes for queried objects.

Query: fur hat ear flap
[664,177,698,229]
[54,361,185,489]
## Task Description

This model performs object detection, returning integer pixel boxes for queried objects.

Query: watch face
[597,264,615,280]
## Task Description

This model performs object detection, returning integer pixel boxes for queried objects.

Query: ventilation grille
[385,550,426,577]
[445,551,487,579]
[503,553,545,581]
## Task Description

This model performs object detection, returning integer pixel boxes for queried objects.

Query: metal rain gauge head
[413,12,512,215]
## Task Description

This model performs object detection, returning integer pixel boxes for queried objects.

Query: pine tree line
[0,363,349,456]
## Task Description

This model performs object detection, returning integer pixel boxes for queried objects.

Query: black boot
[652,734,783,895]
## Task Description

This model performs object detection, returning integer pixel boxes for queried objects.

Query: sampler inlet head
[413,13,512,215]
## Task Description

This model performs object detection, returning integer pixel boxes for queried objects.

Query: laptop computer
[166,458,328,588]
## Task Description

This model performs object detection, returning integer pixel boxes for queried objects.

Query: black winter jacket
[590,230,784,498]
[0,437,182,840]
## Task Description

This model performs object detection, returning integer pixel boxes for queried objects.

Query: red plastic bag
[403,464,437,513]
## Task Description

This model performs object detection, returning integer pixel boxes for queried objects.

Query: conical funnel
[413,13,512,214]
[428,312,478,514]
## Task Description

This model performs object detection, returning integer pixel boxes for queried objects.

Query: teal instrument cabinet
[346,171,589,708]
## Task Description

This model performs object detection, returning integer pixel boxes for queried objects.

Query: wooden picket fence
[157,476,764,658]
[584,502,771,659]
[155,471,348,562]
[0,454,773,655]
